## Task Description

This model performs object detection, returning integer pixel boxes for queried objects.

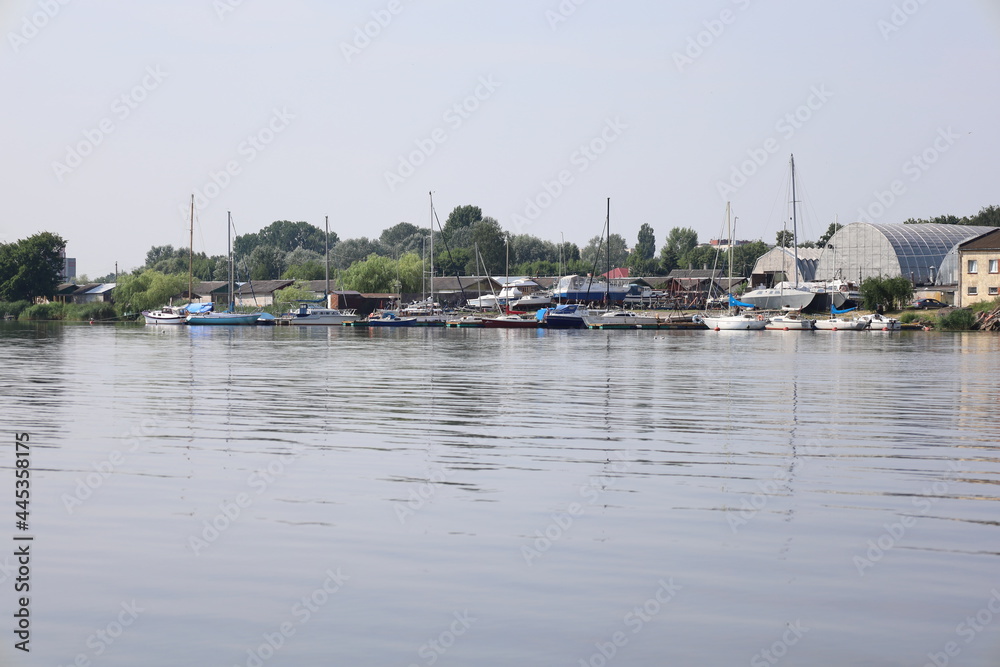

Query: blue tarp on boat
[186,303,214,314]
[831,304,857,314]
[728,295,754,309]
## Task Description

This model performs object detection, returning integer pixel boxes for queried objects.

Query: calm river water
[2,323,999,666]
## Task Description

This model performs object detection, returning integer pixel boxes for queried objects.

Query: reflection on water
[2,323,1000,666]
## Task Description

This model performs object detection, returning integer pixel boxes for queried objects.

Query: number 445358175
[15,433,29,530]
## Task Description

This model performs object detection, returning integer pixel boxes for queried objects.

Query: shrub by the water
[937,309,977,331]
[0,301,31,319]
[20,302,67,320]
[898,311,920,324]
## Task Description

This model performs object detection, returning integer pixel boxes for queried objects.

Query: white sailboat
[702,203,767,331]
[187,211,260,325]
[741,155,817,312]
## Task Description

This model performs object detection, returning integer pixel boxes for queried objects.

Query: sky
[2,0,999,277]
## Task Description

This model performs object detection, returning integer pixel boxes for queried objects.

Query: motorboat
[859,313,901,331]
[700,311,768,331]
[585,310,659,328]
[814,317,866,331]
[143,306,188,325]
[541,304,595,329]
[764,311,815,330]
[282,303,359,325]
[481,314,540,329]
[365,312,417,327]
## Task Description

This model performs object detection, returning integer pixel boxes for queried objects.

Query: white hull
[860,314,901,331]
[585,312,659,327]
[739,286,816,311]
[285,307,359,325]
[764,315,815,330]
[814,318,866,331]
[143,307,187,325]
[701,314,767,330]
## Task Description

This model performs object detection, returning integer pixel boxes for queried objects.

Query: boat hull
[186,313,260,325]
[814,318,866,331]
[482,318,539,328]
[143,313,186,325]
[764,316,815,330]
[701,314,767,330]
[739,287,816,312]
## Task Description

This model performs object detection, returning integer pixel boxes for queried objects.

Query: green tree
[776,230,794,247]
[971,205,1000,227]
[470,217,507,275]
[634,223,655,260]
[332,238,380,271]
[0,232,67,302]
[731,241,770,279]
[681,245,723,272]
[234,220,334,258]
[113,270,186,314]
[246,245,287,281]
[379,222,427,257]
[442,205,483,238]
[817,222,842,248]
[396,252,425,293]
[659,227,698,274]
[581,233,628,270]
[340,254,398,293]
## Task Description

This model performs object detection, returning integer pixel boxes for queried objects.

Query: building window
[990,259,999,274]
[967,286,978,296]
[967,259,978,274]
[990,287,999,296]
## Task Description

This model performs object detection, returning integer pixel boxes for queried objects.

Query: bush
[20,302,67,321]
[970,297,1000,315]
[0,301,31,319]
[899,311,920,324]
[70,302,118,322]
[937,309,977,331]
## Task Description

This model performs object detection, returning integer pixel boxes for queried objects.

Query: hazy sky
[2,1,998,276]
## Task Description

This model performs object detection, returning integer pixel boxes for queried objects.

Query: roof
[667,269,723,279]
[83,283,116,294]
[959,227,1000,251]
[191,281,228,296]
[751,246,820,282]
[602,267,630,279]
[234,280,294,295]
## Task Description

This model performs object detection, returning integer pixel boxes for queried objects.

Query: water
[2,323,999,666]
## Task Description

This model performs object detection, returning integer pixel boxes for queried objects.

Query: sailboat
[283,215,359,325]
[740,155,817,312]
[187,211,260,325]
[701,203,767,331]
[143,195,195,325]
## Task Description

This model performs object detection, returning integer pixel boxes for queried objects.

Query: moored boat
[859,313,901,331]
[143,306,188,325]
[481,314,540,329]
[282,303,359,325]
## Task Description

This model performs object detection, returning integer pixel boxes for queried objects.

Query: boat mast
[188,194,194,305]
[228,211,234,310]
[605,197,610,305]
[428,191,435,306]
[324,214,330,298]
[790,154,800,287]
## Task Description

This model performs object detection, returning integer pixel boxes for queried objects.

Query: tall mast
[324,215,330,297]
[605,197,611,304]
[188,194,194,304]
[228,211,233,310]
[428,192,435,305]
[790,154,800,287]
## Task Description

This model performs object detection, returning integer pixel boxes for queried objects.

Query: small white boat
[585,310,659,328]
[859,313,901,331]
[764,312,815,330]
[814,317,866,331]
[701,312,768,331]
[142,306,187,325]
[283,304,359,325]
